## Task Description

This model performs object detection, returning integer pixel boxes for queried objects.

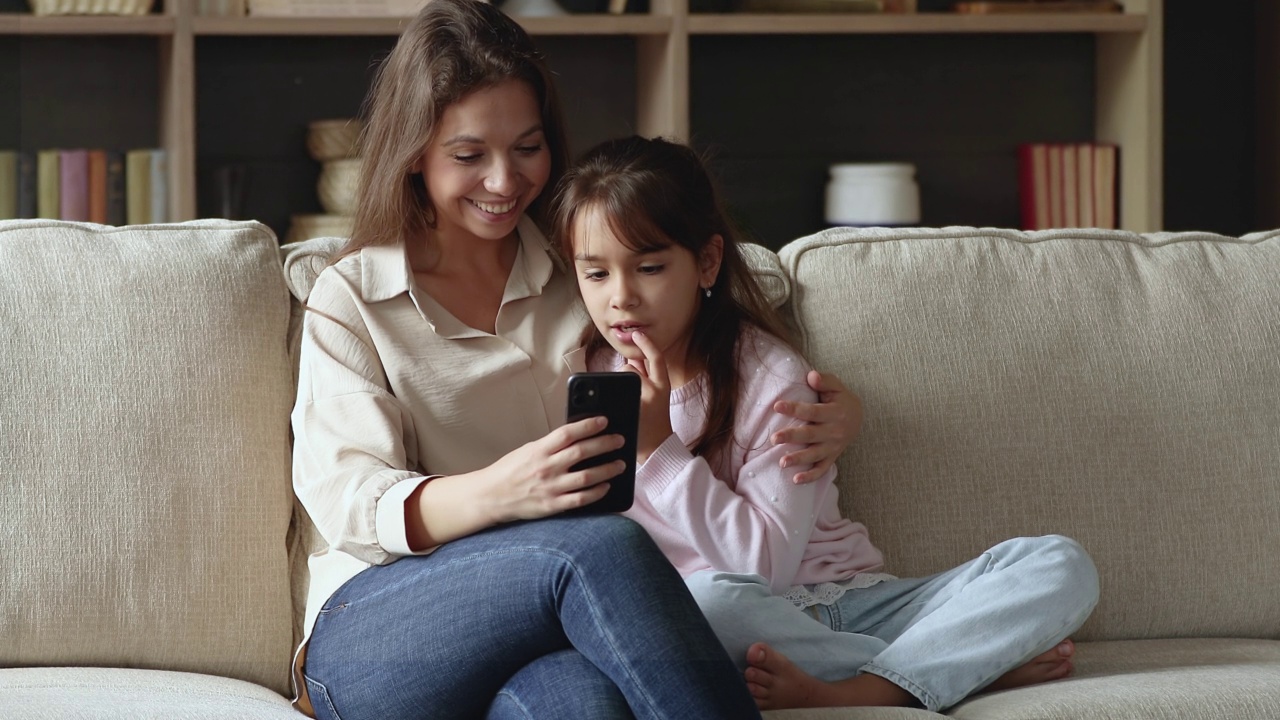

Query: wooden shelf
[191,16,407,35]
[6,0,1163,233]
[0,13,174,35]
[688,11,1146,34]
[192,13,670,36]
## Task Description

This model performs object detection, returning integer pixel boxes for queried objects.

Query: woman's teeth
[472,199,516,215]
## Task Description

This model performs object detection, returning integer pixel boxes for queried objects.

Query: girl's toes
[745,666,774,689]
[1047,659,1074,681]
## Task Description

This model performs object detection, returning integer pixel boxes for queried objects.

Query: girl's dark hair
[335,0,569,260]
[549,135,794,465]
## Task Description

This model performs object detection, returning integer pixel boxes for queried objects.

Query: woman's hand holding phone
[624,330,675,463]
[483,418,627,522]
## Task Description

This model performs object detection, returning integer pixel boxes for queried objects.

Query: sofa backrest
[0,220,297,696]
[781,226,1280,643]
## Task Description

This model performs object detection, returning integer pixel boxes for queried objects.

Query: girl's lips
[611,325,645,344]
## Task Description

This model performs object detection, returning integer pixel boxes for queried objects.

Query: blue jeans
[685,535,1100,712]
[302,515,762,720]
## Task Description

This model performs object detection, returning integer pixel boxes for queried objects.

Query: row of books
[1018,142,1117,231]
[0,149,168,225]
[197,0,246,15]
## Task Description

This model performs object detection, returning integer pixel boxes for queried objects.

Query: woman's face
[418,79,551,246]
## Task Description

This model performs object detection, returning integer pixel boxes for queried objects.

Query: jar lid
[829,163,916,179]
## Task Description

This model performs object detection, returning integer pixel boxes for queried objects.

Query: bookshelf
[0,0,1162,236]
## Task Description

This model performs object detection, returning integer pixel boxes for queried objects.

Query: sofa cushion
[278,235,790,307]
[280,235,345,303]
[0,220,296,696]
[1,667,303,719]
[780,226,1280,643]
[765,708,942,719]
[949,638,1280,719]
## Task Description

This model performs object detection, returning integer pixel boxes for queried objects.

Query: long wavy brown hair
[549,136,794,466]
[334,0,569,261]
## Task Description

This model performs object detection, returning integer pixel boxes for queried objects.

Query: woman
[291,2,860,718]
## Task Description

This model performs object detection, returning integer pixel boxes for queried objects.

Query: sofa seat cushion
[764,707,944,719]
[0,220,297,695]
[949,638,1280,719]
[780,226,1280,643]
[2,668,302,719]
[759,639,1280,720]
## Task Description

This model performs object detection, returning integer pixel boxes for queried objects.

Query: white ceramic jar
[824,162,921,226]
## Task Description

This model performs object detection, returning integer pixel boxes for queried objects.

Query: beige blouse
[291,216,587,642]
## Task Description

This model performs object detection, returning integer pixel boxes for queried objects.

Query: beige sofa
[2,219,1277,720]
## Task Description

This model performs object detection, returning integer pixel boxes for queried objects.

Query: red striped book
[1018,142,1118,230]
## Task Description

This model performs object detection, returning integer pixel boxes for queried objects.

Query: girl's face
[418,79,551,247]
[572,204,721,384]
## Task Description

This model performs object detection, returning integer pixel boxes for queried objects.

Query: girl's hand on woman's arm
[624,330,674,464]
[771,370,863,484]
[407,419,626,548]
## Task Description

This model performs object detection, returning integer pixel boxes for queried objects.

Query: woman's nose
[484,160,517,195]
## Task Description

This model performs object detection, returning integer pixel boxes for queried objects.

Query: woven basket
[317,158,361,216]
[285,214,354,245]
[29,0,155,14]
[249,0,436,16]
[307,119,362,162]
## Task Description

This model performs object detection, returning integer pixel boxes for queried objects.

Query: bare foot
[984,639,1077,693]
[743,643,917,711]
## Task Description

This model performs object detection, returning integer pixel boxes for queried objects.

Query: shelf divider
[1096,0,1162,232]
[161,0,196,221]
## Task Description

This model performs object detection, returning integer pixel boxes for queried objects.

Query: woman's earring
[703,286,712,298]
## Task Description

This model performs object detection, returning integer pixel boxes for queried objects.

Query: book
[0,151,15,220]
[1018,142,1118,230]
[1045,144,1063,229]
[59,149,91,222]
[125,149,153,225]
[106,150,126,226]
[1076,143,1094,229]
[198,0,246,14]
[607,0,626,12]
[1061,143,1078,227]
[954,1,1121,12]
[37,150,60,220]
[1017,143,1049,230]
[738,0,883,11]
[16,151,36,219]
[149,149,167,224]
[1094,143,1117,230]
[88,149,109,224]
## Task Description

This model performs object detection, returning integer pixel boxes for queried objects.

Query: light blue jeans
[685,535,1100,713]
[303,515,762,720]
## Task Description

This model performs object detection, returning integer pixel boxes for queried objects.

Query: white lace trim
[782,572,897,609]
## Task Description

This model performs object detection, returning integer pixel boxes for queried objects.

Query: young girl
[551,135,1101,713]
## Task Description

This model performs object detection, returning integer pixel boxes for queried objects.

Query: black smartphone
[562,372,641,515]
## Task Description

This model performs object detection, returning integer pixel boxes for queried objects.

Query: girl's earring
[703,286,712,298]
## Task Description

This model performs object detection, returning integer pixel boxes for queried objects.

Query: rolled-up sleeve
[291,269,434,565]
